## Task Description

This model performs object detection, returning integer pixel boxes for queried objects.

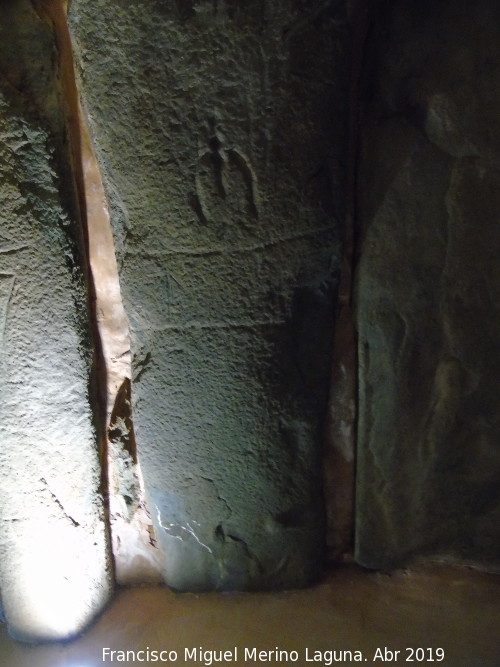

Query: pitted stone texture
[355,0,500,570]
[70,0,349,590]
[0,0,111,641]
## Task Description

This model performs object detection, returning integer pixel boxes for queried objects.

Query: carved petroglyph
[191,129,259,228]
[227,148,259,219]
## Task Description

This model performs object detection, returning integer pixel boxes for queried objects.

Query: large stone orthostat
[70,0,349,590]
[355,0,500,570]
[0,0,111,641]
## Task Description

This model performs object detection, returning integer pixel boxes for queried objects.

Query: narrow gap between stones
[77,97,163,584]
[37,0,163,584]
[323,0,372,565]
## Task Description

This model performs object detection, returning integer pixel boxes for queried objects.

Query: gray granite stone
[355,0,500,570]
[69,0,350,590]
[0,0,112,641]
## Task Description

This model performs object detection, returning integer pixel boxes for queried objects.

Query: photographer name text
[102,646,445,664]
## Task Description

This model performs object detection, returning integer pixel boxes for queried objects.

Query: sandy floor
[0,564,499,667]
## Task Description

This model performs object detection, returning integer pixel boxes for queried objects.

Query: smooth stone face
[0,0,111,641]
[355,0,500,570]
[69,0,350,590]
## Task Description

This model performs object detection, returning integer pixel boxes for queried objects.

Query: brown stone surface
[69,1,350,590]
[78,101,162,585]
[1,564,499,666]
[0,0,111,641]
[355,0,500,569]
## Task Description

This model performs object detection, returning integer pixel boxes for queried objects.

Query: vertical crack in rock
[322,0,371,564]
[107,379,163,583]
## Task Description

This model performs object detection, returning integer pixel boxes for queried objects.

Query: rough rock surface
[0,0,111,641]
[69,0,350,590]
[355,0,500,569]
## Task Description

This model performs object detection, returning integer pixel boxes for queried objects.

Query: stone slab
[69,0,350,590]
[355,0,500,570]
[0,0,112,641]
